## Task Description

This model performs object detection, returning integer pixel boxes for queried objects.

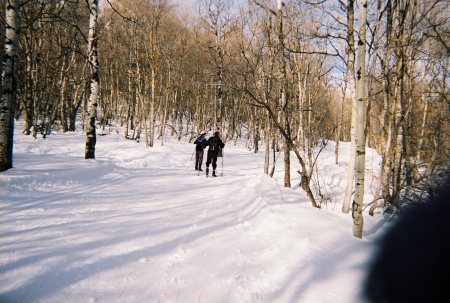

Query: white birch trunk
[0,0,20,171]
[85,0,99,159]
[352,0,368,239]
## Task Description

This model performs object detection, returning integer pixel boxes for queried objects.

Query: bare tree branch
[250,0,277,16]
[105,0,136,23]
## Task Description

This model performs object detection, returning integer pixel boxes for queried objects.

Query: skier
[193,133,207,171]
[205,131,225,177]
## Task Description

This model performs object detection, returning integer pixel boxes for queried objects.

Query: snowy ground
[0,123,391,303]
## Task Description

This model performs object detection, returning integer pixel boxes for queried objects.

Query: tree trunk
[284,136,291,188]
[352,0,368,239]
[254,108,260,153]
[23,34,34,135]
[415,72,428,167]
[149,67,156,147]
[335,90,346,165]
[160,93,169,146]
[370,61,389,216]
[59,53,68,132]
[85,0,99,159]
[0,0,20,171]
[264,119,270,175]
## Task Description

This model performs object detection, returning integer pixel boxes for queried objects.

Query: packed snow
[1,122,391,303]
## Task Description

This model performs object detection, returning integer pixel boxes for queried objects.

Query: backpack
[209,137,220,152]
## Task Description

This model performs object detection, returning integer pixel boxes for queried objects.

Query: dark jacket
[206,136,225,153]
[194,136,207,151]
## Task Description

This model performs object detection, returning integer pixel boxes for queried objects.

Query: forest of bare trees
[1,0,449,235]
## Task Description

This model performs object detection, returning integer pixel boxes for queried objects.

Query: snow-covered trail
[0,126,386,303]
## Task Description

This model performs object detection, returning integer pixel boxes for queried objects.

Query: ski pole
[187,150,194,170]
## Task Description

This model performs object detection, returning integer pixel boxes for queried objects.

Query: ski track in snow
[0,124,388,303]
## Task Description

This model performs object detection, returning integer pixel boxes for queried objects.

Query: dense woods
[1,0,449,226]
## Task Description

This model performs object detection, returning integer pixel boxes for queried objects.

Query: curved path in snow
[0,127,385,303]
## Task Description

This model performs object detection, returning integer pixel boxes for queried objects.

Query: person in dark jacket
[193,133,207,171]
[205,131,225,177]
[364,177,450,303]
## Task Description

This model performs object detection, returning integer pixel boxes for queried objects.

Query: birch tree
[85,0,99,159]
[353,0,368,238]
[0,0,20,172]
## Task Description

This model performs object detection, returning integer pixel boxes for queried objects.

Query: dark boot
[212,171,217,177]
[198,166,203,171]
